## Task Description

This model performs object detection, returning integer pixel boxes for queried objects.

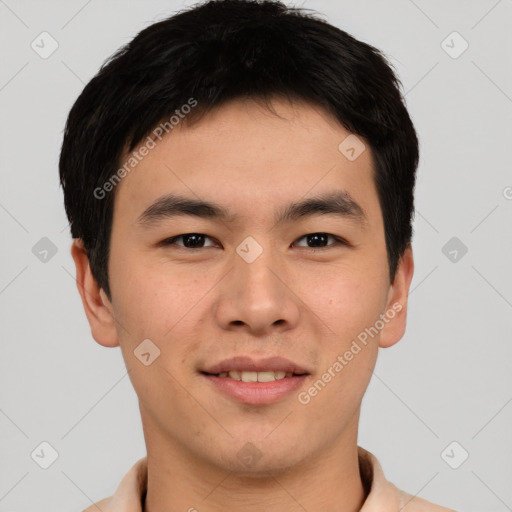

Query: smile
[206,370,302,382]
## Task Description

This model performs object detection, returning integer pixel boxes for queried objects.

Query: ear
[70,239,119,347]
[379,244,414,349]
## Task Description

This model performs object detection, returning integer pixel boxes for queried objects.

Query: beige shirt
[84,446,456,512]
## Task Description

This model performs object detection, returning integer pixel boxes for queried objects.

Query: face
[73,97,413,476]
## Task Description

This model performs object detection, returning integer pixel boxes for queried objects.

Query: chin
[208,439,310,478]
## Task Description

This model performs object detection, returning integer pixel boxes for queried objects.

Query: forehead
[113,97,381,229]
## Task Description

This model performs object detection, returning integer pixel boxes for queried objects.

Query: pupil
[308,233,328,247]
[184,234,204,248]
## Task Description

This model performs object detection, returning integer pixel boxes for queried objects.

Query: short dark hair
[59,0,419,300]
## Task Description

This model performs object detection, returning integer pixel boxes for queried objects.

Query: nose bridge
[215,236,300,334]
[234,238,285,304]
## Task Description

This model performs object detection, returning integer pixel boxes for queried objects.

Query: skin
[72,96,414,511]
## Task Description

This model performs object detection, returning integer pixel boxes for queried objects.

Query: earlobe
[70,239,120,348]
[378,244,414,349]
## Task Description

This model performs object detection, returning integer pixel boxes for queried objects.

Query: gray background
[1,0,511,510]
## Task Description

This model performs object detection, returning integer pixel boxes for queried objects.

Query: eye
[160,233,218,249]
[294,233,347,250]
[159,232,349,251]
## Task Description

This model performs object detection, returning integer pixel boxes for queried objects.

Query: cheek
[302,276,381,414]
[305,266,386,412]
[109,256,211,388]
[308,264,388,344]
[109,260,205,408]
[110,254,196,335]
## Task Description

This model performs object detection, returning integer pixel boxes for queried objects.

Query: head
[61,0,417,476]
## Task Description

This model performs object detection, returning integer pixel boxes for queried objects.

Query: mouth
[199,356,311,405]
[200,370,308,382]
[200,355,311,376]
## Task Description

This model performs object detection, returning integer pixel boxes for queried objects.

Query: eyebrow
[136,190,368,229]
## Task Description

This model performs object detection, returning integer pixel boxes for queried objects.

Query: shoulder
[80,456,147,511]
[398,489,458,512]
[358,446,457,512]
[82,496,113,512]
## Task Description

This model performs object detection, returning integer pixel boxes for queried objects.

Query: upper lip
[201,356,310,375]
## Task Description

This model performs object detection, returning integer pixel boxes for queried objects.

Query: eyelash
[160,233,350,252]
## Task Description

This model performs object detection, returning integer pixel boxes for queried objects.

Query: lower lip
[201,373,309,405]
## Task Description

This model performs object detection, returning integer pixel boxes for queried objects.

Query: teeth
[257,371,277,382]
[217,370,291,381]
[241,371,258,382]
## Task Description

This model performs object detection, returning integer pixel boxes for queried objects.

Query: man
[59,0,456,510]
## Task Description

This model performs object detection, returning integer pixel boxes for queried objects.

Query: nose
[214,245,301,337]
